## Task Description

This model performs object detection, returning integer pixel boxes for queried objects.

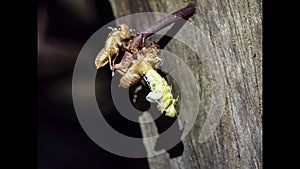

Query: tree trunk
[108,0,262,168]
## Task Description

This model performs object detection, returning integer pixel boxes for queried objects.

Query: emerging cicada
[95,24,178,118]
[94,3,197,117]
[95,24,135,70]
[118,43,161,88]
[119,43,178,117]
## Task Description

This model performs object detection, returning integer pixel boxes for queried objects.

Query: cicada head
[118,24,132,39]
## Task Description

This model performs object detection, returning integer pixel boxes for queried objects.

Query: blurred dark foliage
[38,0,150,168]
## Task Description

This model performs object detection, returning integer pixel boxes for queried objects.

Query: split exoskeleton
[95,24,178,118]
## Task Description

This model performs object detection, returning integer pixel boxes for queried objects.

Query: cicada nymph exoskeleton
[118,43,161,88]
[116,55,143,88]
[94,24,136,70]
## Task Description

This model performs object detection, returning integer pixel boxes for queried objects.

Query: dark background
[38,0,150,168]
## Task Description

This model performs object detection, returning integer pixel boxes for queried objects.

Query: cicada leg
[141,33,146,48]
[117,41,129,51]
[109,46,121,73]
[113,51,133,73]
[114,62,128,76]
[108,55,113,70]
[107,56,115,76]
[112,54,118,68]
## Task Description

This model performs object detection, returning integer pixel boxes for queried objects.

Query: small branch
[129,3,196,51]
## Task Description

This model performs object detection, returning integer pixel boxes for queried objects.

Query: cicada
[95,24,135,70]
[118,43,178,117]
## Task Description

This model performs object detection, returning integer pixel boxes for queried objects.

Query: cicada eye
[117,26,122,30]
[130,29,137,36]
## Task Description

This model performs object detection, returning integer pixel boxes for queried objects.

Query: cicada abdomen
[116,51,142,88]
[143,68,178,117]
[95,24,135,69]
[119,67,142,88]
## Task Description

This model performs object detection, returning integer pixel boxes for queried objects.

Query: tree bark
[108,0,262,168]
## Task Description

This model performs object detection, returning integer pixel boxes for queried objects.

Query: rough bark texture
[109,0,262,168]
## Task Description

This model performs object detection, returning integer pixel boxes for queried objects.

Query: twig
[129,2,196,51]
